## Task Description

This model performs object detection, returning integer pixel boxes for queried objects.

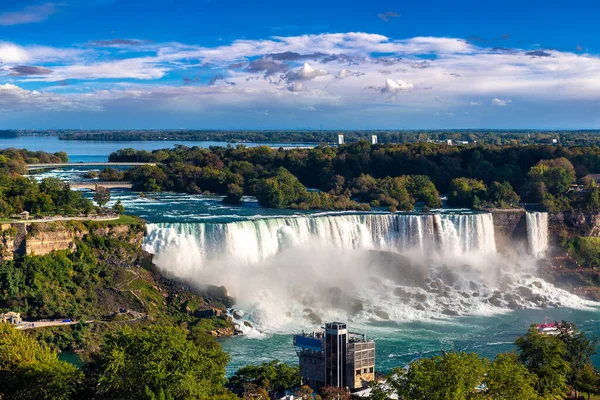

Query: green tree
[294,385,321,400]
[527,158,576,196]
[0,323,84,400]
[85,325,235,400]
[223,183,244,205]
[515,326,571,399]
[319,385,351,400]
[254,168,308,208]
[577,363,599,400]
[485,352,538,400]
[488,181,520,208]
[409,175,443,209]
[93,186,111,208]
[447,178,487,209]
[229,360,300,397]
[556,322,598,398]
[391,352,486,400]
[112,200,125,214]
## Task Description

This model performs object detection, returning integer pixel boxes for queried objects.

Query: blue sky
[0,0,599,129]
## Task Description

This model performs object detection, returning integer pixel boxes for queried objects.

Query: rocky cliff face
[0,224,26,262]
[491,209,528,253]
[0,221,143,259]
[25,223,86,256]
[548,211,600,242]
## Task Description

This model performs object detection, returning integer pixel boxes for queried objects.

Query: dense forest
[0,176,95,218]
[108,142,600,212]
[8,128,600,146]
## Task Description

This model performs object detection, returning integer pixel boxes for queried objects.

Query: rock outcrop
[491,209,527,253]
[549,211,600,242]
[0,221,143,259]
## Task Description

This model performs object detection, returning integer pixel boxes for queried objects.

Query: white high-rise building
[371,135,378,145]
[338,134,344,145]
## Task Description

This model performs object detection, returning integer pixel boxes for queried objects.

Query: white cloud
[381,79,414,94]
[285,63,328,81]
[0,3,57,26]
[287,81,305,92]
[2,32,600,125]
[0,43,30,63]
[0,42,84,64]
[491,98,512,106]
[0,83,101,112]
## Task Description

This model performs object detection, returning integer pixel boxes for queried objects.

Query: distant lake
[0,136,315,162]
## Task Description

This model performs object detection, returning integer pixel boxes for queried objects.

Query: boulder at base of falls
[442,309,460,316]
[304,312,322,325]
[516,286,533,297]
[374,309,390,320]
[394,287,410,298]
[232,310,244,320]
[487,296,503,307]
[243,321,253,328]
[414,293,428,302]
[508,301,522,310]
[367,250,428,288]
[531,281,543,289]
[326,287,363,314]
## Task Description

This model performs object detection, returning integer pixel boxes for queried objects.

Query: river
[8,136,600,375]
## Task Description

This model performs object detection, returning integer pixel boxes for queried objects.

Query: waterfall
[143,213,497,269]
[526,212,549,258]
[143,211,591,326]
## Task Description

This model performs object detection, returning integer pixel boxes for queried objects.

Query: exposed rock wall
[548,211,600,242]
[0,221,143,259]
[491,209,527,253]
[25,223,86,256]
[0,224,26,262]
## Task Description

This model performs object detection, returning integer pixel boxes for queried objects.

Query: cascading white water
[143,213,497,268]
[143,211,589,329]
[526,212,549,258]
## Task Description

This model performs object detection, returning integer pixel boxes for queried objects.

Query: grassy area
[564,236,600,268]
[98,214,143,226]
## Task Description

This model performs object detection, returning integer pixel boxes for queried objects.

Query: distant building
[294,322,375,393]
[0,312,22,325]
[338,135,344,145]
[371,135,378,145]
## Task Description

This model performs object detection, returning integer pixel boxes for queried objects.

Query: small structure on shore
[293,322,375,393]
[14,211,30,220]
[0,312,22,325]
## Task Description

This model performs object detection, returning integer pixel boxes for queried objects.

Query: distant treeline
[108,141,600,212]
[0,148,68,175]
[13,129,600,146]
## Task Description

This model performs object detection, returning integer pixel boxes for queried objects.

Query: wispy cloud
[492,98,512,106]
[378,11,400,22]
[9,65,53,76]
[88,39,150,47]
[0,3,58,26]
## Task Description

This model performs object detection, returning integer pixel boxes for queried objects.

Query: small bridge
[27,162,157,170]
[71,181,133,191]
